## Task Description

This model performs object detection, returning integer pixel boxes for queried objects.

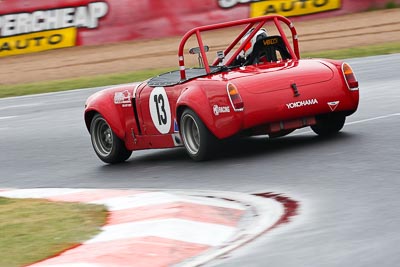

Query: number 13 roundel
[149,87,172,134]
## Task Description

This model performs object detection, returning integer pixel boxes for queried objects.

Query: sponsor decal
[149,87,172,134]
[217,0,341,18]
[0,1,108,57]
[328,101,340,111]
[218,0,262,8]
[174,119,179,133]
[263,38,278,46]
[114,90,131,107]
[0,27,76,57]
[251,0,341,18]
[286,98,318,109]
[213,105,231,116]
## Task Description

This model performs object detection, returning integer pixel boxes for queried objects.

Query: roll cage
[147,15,300,87]
[178,15,300,81]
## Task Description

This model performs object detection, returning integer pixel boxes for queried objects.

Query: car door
[137,84,181,137]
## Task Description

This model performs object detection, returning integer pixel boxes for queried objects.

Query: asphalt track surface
[1,54,399,266]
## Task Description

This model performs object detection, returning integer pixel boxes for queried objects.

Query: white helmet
[239,28,268,58]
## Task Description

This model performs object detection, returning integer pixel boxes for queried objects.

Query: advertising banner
[0,1,109,57]
[0,28,76,57]
[0,0,397,57]
[250,0,342,18]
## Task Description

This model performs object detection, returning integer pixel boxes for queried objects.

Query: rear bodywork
[85,15,359,152]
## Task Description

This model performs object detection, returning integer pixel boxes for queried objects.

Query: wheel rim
[181,114,200,155]
[92,117,113,157]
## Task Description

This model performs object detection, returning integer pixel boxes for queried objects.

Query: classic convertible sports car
[84,15,359,163]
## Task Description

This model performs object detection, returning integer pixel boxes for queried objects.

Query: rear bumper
[241,80,359,130]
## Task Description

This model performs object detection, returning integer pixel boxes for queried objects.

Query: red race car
[84,15,359,163]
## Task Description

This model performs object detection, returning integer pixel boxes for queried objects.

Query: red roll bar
[178,15,299,81]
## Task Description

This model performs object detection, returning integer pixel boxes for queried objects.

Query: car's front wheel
[311,114,346,136]
[180,109,217,161]
[90,114,132,164]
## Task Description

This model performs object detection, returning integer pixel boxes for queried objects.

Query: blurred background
[0,0,399,86]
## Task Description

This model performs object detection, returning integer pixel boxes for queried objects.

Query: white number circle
[149,87,172,134]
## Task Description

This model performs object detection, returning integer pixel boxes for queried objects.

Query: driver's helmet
[239,28,268,59]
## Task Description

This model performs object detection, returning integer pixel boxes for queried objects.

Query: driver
[233,28,268,66]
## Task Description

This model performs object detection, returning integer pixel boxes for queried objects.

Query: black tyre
[180,109,218,161]
[90,114,132,164]
[311,114,346,136]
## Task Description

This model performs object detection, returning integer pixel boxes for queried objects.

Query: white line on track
[292,113,400,136]
[0,116,17,120]
[346,113,400,125]
[0,103,42,111]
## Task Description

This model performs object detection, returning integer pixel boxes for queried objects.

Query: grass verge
[0,68,175,99]
[0,197,107,267]
[1,42,399,99]
[302,42,400,59]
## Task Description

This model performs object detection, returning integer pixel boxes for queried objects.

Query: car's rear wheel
[180,109,217,161]
[311,114,346,136]
[90,114,132,164]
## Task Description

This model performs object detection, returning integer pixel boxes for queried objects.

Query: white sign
[0,2,108,37]
[149,87,172,134]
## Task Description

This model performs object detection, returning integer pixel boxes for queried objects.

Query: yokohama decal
[286,98,318,109]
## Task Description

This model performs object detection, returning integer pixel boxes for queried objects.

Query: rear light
[342,63,359,91]
[227,83,244,111]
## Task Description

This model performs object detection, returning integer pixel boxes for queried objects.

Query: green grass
[366,1,399,11]
[385,1,399,9]
[0,197,107,267]
[302,42,400,59]
[0,68,175,98]
[1,42,399,99]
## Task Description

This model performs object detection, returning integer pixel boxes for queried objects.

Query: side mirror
[189,46,209,55]
[189,46,209,68]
